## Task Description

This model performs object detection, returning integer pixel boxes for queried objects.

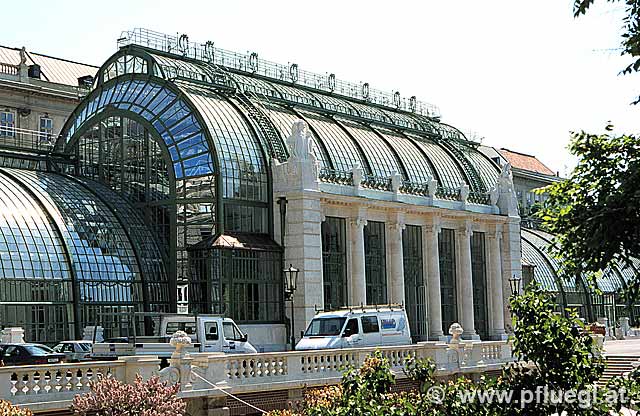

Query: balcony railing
[0,62,19,76]
[0,126,55,152]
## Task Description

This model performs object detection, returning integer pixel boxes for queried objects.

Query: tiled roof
[498,148,555,176]
[0,45,98,86]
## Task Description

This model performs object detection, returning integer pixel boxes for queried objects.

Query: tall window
[39,116,53,143]
[365,221,387,305]
[403,225,427,341]
[439,228,457,332]
[471,232,489,339]
[0,110,15,137]
[322,217,347,310]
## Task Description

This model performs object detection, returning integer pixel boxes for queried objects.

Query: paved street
[604,339,640,356]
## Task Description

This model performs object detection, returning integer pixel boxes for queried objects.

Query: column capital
[457,221,474,238]
[350,217,367,228]
[426,216,441,235]
[389,221,406,233]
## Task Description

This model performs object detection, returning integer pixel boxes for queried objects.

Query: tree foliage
[574,0,640,104]
[538,127,640,299]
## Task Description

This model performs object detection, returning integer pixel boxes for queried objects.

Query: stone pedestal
[273,120,325,345]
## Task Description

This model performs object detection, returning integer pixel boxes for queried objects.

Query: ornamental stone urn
[448,323,464,344]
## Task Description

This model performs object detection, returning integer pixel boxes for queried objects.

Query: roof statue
[490,162,520,217]
[272,120,320,193]
[286,120,317,163]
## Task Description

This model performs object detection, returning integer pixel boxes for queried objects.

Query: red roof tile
[498,148,555,176]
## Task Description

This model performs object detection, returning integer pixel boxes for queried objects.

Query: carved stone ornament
[458,184,469,203]
[352,164,363,187]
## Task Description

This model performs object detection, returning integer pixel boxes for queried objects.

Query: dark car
[0,343,65,366]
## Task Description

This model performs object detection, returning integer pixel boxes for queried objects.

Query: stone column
[457,222,478,340]
[350,215,367,305]
[425,222,444,340]
[488,228,508,340]
[388,214,405,304]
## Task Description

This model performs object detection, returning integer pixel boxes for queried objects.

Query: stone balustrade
[1,340,513,413]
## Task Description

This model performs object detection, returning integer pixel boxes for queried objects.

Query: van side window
[223,322,244,341]
[361,316,380,333]
[345,318,359,335]
[205,322,219,341]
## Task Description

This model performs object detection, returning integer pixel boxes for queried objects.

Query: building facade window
[39,116,53,143]
[439,228,457,332]
[0,110,15,137]
[402,225,427,341]
[471,232,489,339]
[321,217,347,310]
[364,221,387,305]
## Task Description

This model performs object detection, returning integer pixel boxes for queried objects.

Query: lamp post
[283,264,299,350]
[509,274,522,298]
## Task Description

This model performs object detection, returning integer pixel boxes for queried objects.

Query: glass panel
[365,221,387,305]
[403,225,427,341]
[406,133,468,191]
[439,228,457,332]
[322,217,347,310]
[471,232,489,340]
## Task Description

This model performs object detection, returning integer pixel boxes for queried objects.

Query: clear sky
[3,0,637,175]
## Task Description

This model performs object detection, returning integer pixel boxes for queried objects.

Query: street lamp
[509,275,522,297]
[283,264,299,350]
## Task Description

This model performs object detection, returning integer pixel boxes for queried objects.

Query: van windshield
[305,317,347,336]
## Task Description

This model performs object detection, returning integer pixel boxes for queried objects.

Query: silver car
[52,341,93,362]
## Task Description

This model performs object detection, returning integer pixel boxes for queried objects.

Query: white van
[295,306,411,350]
[91,315,257,360]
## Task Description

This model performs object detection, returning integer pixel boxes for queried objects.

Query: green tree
[574,0,640,104]
[538,127,640,301]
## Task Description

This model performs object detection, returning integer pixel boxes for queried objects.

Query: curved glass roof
[521,228,637,295]
[0,168,165,308]
[521,235,559,292]
[296,111,366,173]
[64,45,505,206]
[180,84,267,202]
[0,172,71,283]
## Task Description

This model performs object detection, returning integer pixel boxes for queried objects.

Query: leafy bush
[0,400,32,416]
[72,374,185,416]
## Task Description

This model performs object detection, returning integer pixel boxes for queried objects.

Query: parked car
[0,343,65,366]
[52,341,93,362]
[296,306,411,350]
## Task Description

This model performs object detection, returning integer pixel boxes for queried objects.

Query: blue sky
[3,0,638,174]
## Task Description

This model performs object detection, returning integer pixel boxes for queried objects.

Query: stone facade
[274,121,521,342]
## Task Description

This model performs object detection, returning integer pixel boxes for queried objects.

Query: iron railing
[361,174,393,191]
[319,168,353,185]
[117,28,441,119]
[0,126,55,152]
[318,169,492,205]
